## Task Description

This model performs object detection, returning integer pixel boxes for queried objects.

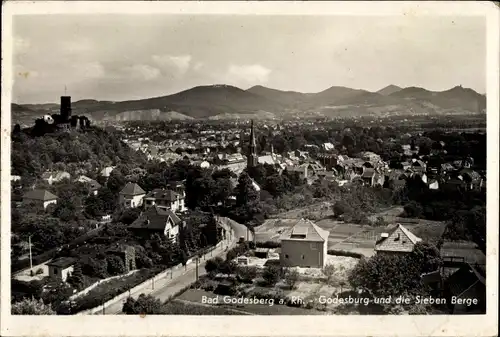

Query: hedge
[327,250,363,259]
[255,241,281,249]
[64,267,161,314]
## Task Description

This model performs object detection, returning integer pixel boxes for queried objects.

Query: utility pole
[195,256,199,283]
[28,235,33,273]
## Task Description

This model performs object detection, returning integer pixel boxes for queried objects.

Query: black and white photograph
[1,1,498,337]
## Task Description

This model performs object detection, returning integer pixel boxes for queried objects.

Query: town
[11,94,486,315]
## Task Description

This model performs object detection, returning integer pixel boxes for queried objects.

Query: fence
[69,270,139,301]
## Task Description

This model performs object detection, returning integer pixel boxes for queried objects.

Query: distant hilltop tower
[60,96,72,122]
[247,120,258,168]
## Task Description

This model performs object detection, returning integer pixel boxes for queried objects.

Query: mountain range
[11,83,486,123]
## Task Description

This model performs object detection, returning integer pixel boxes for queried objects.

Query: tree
[284,269,300,289]
[67,263,84,289]
[235,172,259,207]
[323,264,336,284]
[12,298,56,315]
[332,200,351,217]
[348,242,442,300]
[122,294,165,314]
[106,255,125,276]
[262,265,281,286]
[236,266,258,283]
[205,256,224,275]
[118,208,141,225]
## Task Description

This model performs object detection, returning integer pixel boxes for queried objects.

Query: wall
[69,270,138,300]
[61,266,74,282]
[280,240,323,268]
[77,241,225,315]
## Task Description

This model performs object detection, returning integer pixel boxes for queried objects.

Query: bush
[236,266,258,283]
[81,257,108,279]
[106,255,125,276]
[226,242,250,261]
[333,200,351,217]
[327,250,363,259]
[205,256,224,275]
[12,298,56,315]
[122,293,165,314]
[219,260,237,275]
[255,241,281,249]
[262,265,281,286]
[284,269,300,289]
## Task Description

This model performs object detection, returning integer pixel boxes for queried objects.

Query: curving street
[99,217,251,315]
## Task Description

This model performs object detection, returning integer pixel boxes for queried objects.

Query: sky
[12,15,486,104]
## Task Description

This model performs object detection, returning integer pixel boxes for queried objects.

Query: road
[99,217,251,315]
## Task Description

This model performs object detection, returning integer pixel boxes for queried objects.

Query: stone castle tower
[247,120,258,168]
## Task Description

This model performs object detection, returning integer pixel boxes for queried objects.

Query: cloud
[226,64,271,84]
[152,54,192,74]
[193,62,204,71]
[71,62,105,79]
[60,38,94,54]
[122,64,160,81]
[14,37,30,54]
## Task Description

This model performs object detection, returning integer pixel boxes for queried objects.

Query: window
[285,254,289,258]
[310,243,317,250]
[301,255,305,259]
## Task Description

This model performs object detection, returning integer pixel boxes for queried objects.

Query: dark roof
[47,257,76,268]
[441,241,486,265]
[144,189,180,201]
[23,189,58,201]
[446,264,485,297]
[129,206,182,231]
[120,182,146,195]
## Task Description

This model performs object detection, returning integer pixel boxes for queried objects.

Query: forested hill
[11,127,148,181]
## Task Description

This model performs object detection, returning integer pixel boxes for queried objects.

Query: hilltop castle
[30,96,91,136]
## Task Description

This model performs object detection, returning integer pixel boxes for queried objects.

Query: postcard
[1,1,498,336]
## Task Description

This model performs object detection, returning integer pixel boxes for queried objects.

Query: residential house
[458,168,484,191]
[440,163,456,174]
[41,170,71,185]
[385,170,407,190]
[119,182,146,208]
[375,224,422,255]
[428,178,440,190]
[47,257,76,282]
[129,206,183,242]
[100,166,116,178]
[440,241,486,266]
[411,159,427,174]
[23,189,58,210]
[444,264,486,314]
[143,188,186,213]
[74,175,101,195]
[11,175,21,182]
[279,218,330,268]
[167,181,186,199]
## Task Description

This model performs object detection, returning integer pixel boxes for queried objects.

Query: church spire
[249,120,256,148]
[247,120,258,168]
